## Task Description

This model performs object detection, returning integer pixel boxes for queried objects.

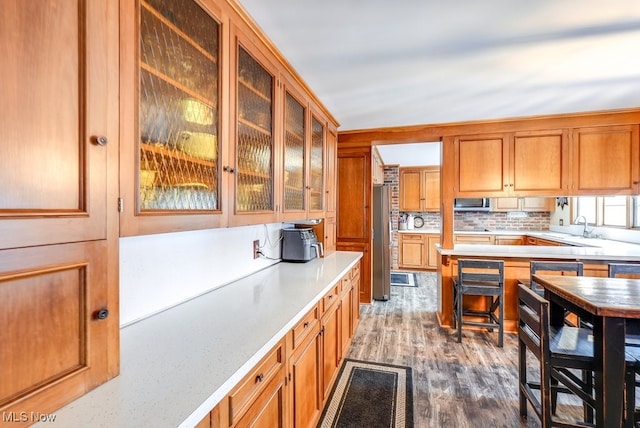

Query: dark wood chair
[530,261,584,327]
[517,283,596,427]
[452,259,504,347]
[529,261,584,296]
[609,263,640,426]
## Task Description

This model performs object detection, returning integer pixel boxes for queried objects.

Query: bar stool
[518,284,596,427]
[530,261,584,327]
[452,259,504,347]
[608,263,640,426]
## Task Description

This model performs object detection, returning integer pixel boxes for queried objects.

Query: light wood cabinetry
[454,126,640,197]
[398,233,440,270]
[0,0,120,419]
[120,0,225,236]
[494,235,524,245]
[337,146,372,303]
[571,124,640,194]
[454,129,569,197]
[426,234,441,269]
[372,147,385,184]
[121,0,338,236]
[227,339,286,427]
[399,167,440,212]
[320,286,341,401]
[399,233,427,268]
[454,234,495,245]
[491,197,554,212]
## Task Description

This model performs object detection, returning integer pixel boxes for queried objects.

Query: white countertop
[38,252,362,428]
[437,237,640,261]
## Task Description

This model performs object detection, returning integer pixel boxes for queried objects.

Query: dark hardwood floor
[346,272,586,428]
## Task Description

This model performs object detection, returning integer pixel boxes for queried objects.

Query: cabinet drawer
[401,233,423,241]
[340,275,351,294]
[454,234,494,244]
[291,305,319,350]
[322,285,340,313]
[350,262,360,280]
[228,339,285,426]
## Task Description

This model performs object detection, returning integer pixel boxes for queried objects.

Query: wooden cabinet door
[281,82,308,221]
[0,0,117,249]
[324,128,338,218]
[340,285,352,356]
[289,331,321,428]
[235,367,287,428]
[399,234,426,268]
[571,125,640,194]
[423,168,441,211]
[321,302,341,402]
[0,241,112,418]
[337,148,370,240]
[228,26,280,227]
[512,129,569,194]
[493,197,520,211]
[119,0,225,236]
[399,168,422,211]
[454,134,509,196]
[426,234,440,269]
[308,113,326,216]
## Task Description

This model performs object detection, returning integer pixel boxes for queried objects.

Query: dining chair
[517,283,596,427]
[452,259,504,347]
[530,261,585,327]
[608,263,640,426]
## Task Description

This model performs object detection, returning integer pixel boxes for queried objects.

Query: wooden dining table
[532,274,640,427]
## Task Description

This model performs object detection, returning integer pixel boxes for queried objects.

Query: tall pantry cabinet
[0,0,120,421]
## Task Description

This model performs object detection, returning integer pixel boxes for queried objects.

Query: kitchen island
[35,251,362,428]
[436,232,640,332]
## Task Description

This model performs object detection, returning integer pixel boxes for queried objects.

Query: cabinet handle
[95,308,109,320]
[223,166,236,173]
[93,136,108,146]
[256,373,264,383]
[328,295,333,300]
[303,321,310,328]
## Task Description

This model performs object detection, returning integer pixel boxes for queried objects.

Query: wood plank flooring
[346,272,585,428]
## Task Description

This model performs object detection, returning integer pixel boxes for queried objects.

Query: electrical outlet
[253,240,260,259]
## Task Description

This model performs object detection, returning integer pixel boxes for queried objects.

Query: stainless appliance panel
[372,185,391,300]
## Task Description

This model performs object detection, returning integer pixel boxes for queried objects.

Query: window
[633,197,640,228]
[573,195,636,228]
[574,196,597,224]
[602,196,627,227]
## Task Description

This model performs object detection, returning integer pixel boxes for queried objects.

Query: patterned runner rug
[318,359,414,428]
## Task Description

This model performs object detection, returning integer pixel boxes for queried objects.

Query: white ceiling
[238,0,640,131]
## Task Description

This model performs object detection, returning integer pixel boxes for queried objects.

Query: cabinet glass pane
[138,0,220,211]
[283,92,306,211]
[309,117,324,211]
[236,47,274,212]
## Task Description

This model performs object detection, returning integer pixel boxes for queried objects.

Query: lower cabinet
[203,262,361,428]
[398,233,440,270]
[321,287,341,401]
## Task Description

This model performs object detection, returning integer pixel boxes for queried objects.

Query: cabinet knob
[223,166,236,174]
[303,321,310,328]
[95,308,109,320]
[93,136,108,146]
[256,373,264,383]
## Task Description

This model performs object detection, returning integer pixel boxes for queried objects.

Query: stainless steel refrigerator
[373,184,391,300]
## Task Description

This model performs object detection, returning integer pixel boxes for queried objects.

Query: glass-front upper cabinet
[282,90,307,218]
[234,44,275,214]
[138,0,220,212]
[309,115,325,213]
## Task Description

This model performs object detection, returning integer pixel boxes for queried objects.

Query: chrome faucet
[573,215,592,238]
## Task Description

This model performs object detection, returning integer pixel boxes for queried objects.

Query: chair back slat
[458,259,504,286]
[608,263,640,279]
[518,283,549,348]
[530,261,583,290]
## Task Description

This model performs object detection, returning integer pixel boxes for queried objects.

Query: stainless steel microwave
[454,198,491,211]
